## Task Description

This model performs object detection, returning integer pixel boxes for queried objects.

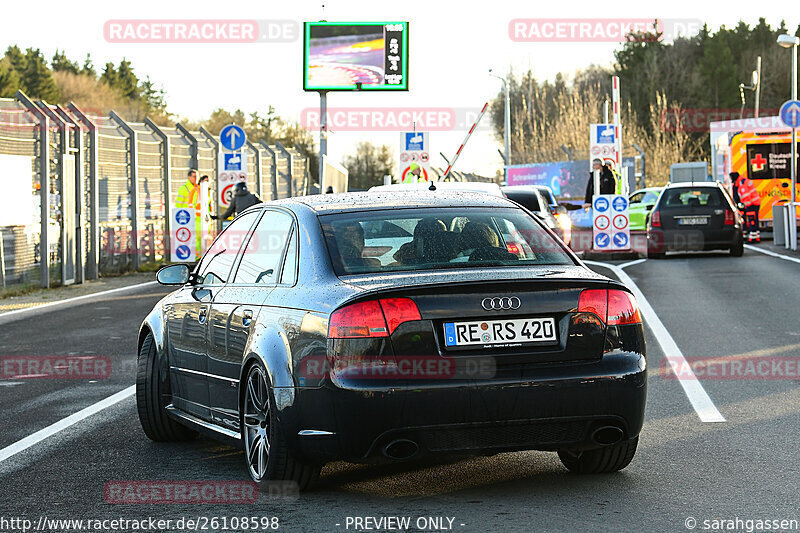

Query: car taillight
[607,290,642,325]
[506,243,520,254]
[650,210,661,227]
[578,289,607,322]
[329,298,421,338]
[724,209,734,225]
[378,298,422,334]
[578,289,642,325]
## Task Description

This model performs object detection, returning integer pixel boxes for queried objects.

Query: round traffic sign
[613,214,629,230]
[594,214,610,230]
[220,124,246,151]
[612,196,628,212]
[400,152,409,162]
[175,245,192,261]
[420,152,429,162]
[221,184,235,206]
[175,227,191,243]
[780,100,800,128]
[175,209,191,225]
[613,232,629,248]
[594,233,610,248]
[594,197,609,212]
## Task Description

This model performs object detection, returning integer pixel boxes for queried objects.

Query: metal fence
[0,91,314,290]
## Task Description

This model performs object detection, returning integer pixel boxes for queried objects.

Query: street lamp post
[778,34,799,250]
[489,69,510,183]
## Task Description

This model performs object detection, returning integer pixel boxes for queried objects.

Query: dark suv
[646,182,744,258]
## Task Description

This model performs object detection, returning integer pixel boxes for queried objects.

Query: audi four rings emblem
[481,297,521,311]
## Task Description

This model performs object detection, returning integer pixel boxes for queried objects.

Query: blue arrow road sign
[595,233,610,248]
[220,124,246,151]
[175,245,192,261]
[780,100,800,128]
[175,209,191,225]
[594,197,609,212]
[612,196,628,212]
[613,232,629,248]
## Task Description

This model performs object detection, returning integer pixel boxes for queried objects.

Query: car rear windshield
[320,207,575,275]
[661,188,724,208]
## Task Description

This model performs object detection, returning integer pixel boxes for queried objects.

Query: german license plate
[678,217,707,225]
[444,317,557,348]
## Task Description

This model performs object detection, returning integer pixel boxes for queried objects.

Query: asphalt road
[1,246,799,532]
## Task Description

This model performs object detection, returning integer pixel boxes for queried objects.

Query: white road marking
[744,244,800,265]
[0,281,158,322]
[0,386,135,463]
[585,260,726,423]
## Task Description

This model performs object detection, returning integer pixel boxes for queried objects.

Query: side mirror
[156,264,191,285]
[737,202,746,210]
[554,205,568,215]
[645,205,654,211]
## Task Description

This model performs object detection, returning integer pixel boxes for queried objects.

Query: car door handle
[242,309,253,327]
[198,308,208,324]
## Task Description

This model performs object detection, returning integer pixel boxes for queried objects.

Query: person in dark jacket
[583,161,616,207]
[212,182,261,220]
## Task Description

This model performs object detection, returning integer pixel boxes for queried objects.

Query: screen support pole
[318,90,328,188]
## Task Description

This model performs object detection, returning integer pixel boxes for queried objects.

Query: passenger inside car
[393,218,458,265]
[334,223,381,268]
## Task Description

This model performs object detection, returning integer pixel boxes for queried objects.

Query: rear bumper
[283,350,647,462]
[648,228,739,251]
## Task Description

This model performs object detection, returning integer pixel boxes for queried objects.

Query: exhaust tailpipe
[591,426,624,446]
[383,439,419,460]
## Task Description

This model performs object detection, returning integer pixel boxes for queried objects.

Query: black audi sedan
[646,182,744,258]
[138,191,647,490]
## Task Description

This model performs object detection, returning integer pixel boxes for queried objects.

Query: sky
[3,0,798,177]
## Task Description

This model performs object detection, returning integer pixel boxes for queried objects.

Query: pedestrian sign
[220,124,246,151]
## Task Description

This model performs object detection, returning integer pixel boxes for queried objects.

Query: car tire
[242,362,321,492]
[136,331,197,442]
[730,237,744,257]
[558,437,638,474]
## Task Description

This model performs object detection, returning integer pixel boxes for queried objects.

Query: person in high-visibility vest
[731,171,761,242]
[174,169,205,260]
